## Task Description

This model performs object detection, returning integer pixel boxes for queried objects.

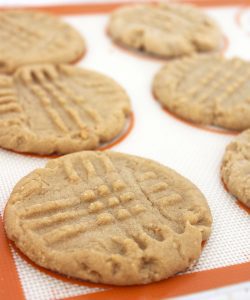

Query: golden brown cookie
[153,54,250,131]
[221,129,250,207]
[0,10,85,73]
[108,3,222,58]
[4,151,212,285]
[0,64,131,154]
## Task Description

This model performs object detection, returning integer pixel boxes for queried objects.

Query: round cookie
[221,129,250,207]
[153,54,250,131]
[4,151,212,285]
[0,64,131,154]
[0,10,85,74]
[107,3,222,58]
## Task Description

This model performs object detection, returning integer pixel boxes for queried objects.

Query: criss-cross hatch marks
[154,55,250,131]
[0,11,87,75]
[119,5,197,34]
[4,150,213,285]
[177,57,250,105]
[0,62,131,154]
[16,65,126,139]
[18,66,90,138]
[0,14,42,51]
[17,151,195,256]
[18,153,176,250]
[61,154,146,222]
[0,76,22,116]
[109,2,221,57]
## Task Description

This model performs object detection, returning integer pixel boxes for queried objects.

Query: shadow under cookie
[2,112,135,159]
[152,90,240,136]
[221,176,250,214]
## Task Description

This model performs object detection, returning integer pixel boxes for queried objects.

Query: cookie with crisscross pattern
[153,54,250,131]
[0,64,131,154]
[4,151,212,285]
[108,3,222,58]
[0,10,85,73]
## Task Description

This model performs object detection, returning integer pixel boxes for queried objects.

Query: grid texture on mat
[0,6,250,300]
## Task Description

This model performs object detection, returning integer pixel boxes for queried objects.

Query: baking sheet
[0,1,249,300]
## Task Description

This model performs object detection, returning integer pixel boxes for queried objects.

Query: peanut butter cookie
[0,64,131,154]
[0,10,85,73]
[108,3,222,58]
[5,151,212,285]
[153,54,250,131]
[221,129,250,207]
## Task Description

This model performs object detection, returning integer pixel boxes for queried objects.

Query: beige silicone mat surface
[0,1,249,300]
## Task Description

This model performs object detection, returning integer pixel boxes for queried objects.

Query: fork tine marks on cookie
[81,158,97,179]
[43,222,88,245]
[63,158,81,182]
[43,65,59,81]
[0,77,21,114]
[137,171,157,182]
[65,107,89,139]
[0,76,13,87]
[19,197,81,219]
[28,83,69,133]
[26,208,87,231]
[46,106,69,133]
[0,13,41,38]
[19,66,90,136]
[39,77,89,138]
[0,88,15,97]
[100,154,127,192]
[100,154,116,173]
[147,182,169,194]
[0,19,30,50]
[0,96,16,105]
[0,103,21,114]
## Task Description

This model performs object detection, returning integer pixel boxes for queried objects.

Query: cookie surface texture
[0,65,131,154]
[221,129,250,207]
[153,55,250,131]
[108,3,222,58]
[4,151,212,285]
[0,10,85,73]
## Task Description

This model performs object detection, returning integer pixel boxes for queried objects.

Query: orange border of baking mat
[64,262,250,300]
[0,1,249,300]
[0,216,25,300]
[0,0,248,14]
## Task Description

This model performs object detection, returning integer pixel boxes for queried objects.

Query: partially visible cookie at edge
[221,129,250,207]
[0,10,85,74]
[107,3,222,58]
[0,64,131,154]
[4,151,212,285]
[153,54,250,131]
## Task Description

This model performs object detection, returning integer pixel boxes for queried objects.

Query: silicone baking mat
[0,1,249,299]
